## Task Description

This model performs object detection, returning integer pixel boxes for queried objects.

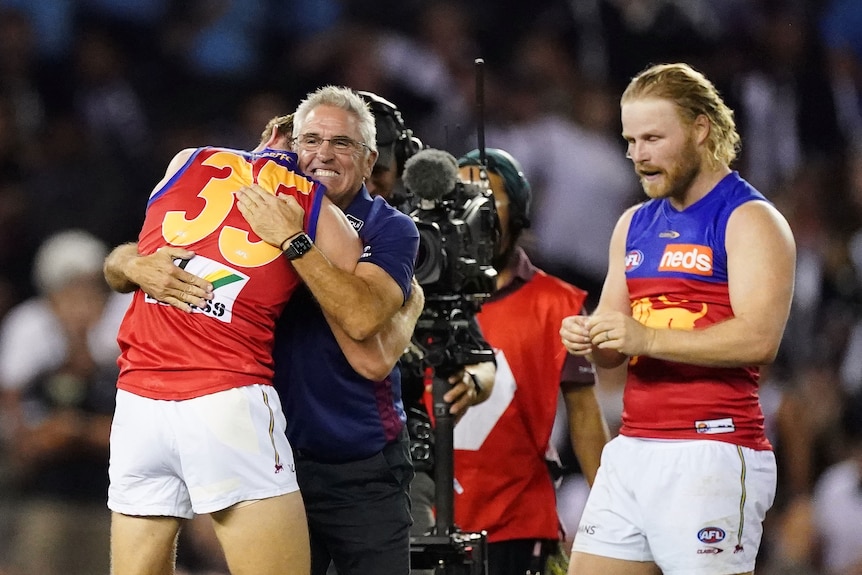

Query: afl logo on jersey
[625,250,644,272]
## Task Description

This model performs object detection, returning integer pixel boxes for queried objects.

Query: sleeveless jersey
[117,147,324,400]
[454,253,588,543]
[622,171,771,450]
[275,187,419,462]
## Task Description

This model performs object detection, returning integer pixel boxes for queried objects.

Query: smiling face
[295,104,378,210]
[622,97,704,205]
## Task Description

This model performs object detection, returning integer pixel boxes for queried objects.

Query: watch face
[286,233,312,260]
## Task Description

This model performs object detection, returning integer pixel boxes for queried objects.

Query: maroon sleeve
[560,353,595,387]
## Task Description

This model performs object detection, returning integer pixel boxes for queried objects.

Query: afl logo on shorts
[697,527,726,544]
[625,250,644,272]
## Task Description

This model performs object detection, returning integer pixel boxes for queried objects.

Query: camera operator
[359,90,417,207]
[452,149,611,575]
[359,91,497,547]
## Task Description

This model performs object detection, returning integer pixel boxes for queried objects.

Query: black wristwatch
[283,232,313,260]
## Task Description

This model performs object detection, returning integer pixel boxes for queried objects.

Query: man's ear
[365,149,379,179]
[264,127,290,150]
[694,114,711,146]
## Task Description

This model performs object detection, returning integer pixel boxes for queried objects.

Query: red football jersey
[117,147,323,400]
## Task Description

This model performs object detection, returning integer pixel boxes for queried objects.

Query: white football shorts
[571,435,776,575]
[108,385,298,519]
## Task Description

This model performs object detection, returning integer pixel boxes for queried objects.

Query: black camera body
[399,157,498,473]
[402,158,499,379]
[400,149,497,574]
[410,178,498,299]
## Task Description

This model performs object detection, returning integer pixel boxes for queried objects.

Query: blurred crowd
[1,0,862,573]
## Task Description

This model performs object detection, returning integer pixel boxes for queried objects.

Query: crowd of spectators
[2,0,862,573]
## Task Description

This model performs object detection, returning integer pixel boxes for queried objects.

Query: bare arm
[303,195,363,273]
[104,242,143,293]
[562,382,610,486]
[106,234,389,381]
[325,277,425,381]
[563,200,795,368]
[560,207,636,368]
[587,201,796,367]
[105,178,361,313]
[103,242,213,312]
[237,184,404,341]
[102,147,215,312]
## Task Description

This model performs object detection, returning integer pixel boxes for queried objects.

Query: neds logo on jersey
[658,244,713,276]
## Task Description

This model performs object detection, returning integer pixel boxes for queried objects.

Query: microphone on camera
[402,148,459,203]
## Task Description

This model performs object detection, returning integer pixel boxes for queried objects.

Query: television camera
[400,148,498,575]
[401,147,499,376]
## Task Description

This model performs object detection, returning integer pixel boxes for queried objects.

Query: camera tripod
[409,367,489,575]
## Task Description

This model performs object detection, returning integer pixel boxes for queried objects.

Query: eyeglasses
[295,134,369,154]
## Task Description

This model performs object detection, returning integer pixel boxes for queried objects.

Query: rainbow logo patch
[204,270,245,290]
[146,254,250,324]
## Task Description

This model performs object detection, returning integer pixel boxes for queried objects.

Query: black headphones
[358,90,423,176]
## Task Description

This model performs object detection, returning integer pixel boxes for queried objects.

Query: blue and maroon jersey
[274,186,419,462]
[117,147,324,400]
[621,171,772,450]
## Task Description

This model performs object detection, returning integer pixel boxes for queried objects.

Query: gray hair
[293,85,377,153]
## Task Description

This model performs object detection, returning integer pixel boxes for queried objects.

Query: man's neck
[671,165,732,210]
[495,266,514,291]
[493,245,521,291]
[331,186,364,211]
